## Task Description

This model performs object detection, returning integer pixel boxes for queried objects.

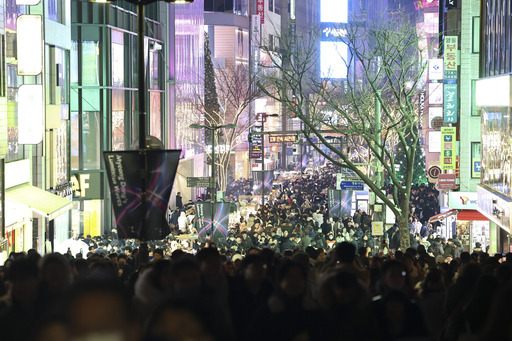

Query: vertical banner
[328,189,352,219]
[444,36,458,79]
[194,202,230,243]
[212,202,230,242]
[440,127,456,170]
[328,189,341,218]
[444,84,458,123]
[104,150,181,240]
[251,15,261,45]
[252,171,273,195]
[256,0,264,23]
[195,202,213,243]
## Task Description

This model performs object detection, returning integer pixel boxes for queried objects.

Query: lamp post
[95,0,193,265]
[260,113,278,206]
[190,123,237,238]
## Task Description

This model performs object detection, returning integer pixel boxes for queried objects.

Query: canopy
[428,209,459,222]
[457,209,488,221]
[6,183,72,221]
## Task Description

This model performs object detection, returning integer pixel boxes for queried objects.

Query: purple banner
[104,150,181,240]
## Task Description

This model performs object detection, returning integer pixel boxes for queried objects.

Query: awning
[6,183,72,221]
[457,209,489,221]
[429,209,459,222]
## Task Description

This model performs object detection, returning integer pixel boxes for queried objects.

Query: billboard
[320,0,349,79]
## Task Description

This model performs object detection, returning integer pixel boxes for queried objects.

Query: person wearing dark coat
[175,192,183,210]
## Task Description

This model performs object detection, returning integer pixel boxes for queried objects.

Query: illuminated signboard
[321,0,348,23]
[321,23,347,41]
[269,135,298,143]
[321,41,348,79]
[320,0,349,79]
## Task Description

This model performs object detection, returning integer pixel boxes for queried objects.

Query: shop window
[149,47,160,90]
[149,91,161,141]
[472,17,480,54]
[71,112,79,170]
[471,80,480,116]
[82,111,101,170]
[56,120,68,184]
[112,30,125,88]
[112,89,126,151]
[82,41,100,86]
[71,41,78,86]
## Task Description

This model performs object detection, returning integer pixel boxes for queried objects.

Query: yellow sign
[372,221,384,236]
[440,127,456,170]
[269,135,298,143]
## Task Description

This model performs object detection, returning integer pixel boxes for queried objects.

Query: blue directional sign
[339,180,364,191]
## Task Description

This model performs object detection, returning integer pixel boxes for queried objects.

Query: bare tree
[192,55,265,192]
[260,13,429,250]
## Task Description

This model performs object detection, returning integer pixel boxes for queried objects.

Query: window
[71,112,79,170]
[112,30,125,87]
[268,0,273,12]
[112,90,126,151]
[274,0,280,14]
[471,142,481,178]
[471,80,481,116]
[82,111,101,170]
[472,17,480,53]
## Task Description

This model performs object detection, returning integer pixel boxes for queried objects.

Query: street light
[95,0,193,265]
[190,123,237,201]
[190,123,237,240]
[260,113,278,206]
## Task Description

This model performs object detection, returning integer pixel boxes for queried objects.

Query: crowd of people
[0,163,507,340]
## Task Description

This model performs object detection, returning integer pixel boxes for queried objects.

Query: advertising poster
[104,150,181,240]
[440,127,456,170]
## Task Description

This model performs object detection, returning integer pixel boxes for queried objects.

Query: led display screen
[321,0,348,23]
[320,41,348,79]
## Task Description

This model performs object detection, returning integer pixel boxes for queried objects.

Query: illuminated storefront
[475,76,512,252]
[448,192,489,253]
[475,1,512,252]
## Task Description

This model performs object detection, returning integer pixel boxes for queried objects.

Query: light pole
[96,0,193,265]
[190,123,237,238]
[260,113,278,206]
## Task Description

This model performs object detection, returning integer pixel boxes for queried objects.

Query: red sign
[438,174,456,190]
[257,0,264,24]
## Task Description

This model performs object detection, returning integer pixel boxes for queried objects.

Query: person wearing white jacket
[178,211,188,233]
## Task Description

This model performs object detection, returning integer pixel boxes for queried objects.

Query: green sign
[444,83,458,123]
[187,177,213,188]
[444,36,458,79]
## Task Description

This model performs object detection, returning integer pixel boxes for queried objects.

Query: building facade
[476,0,512,253]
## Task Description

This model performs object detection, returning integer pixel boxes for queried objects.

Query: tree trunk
[397,201,411,251]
